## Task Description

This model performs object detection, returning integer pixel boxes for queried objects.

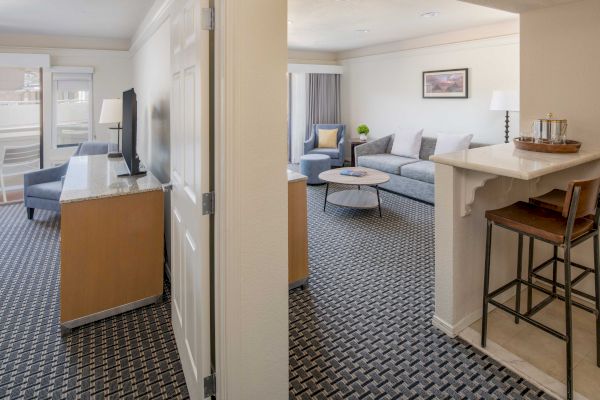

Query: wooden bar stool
[482,178,600,400]
[530,189,598,309]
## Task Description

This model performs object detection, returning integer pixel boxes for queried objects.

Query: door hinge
[204,373,217,397]
[202,191,215,215]
[201,7,215,31]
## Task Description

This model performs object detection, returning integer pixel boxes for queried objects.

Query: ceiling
[460,0,581,13]
[288,0,519,52]
[0,0,154,40]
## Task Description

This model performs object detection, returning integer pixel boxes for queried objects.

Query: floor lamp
[99,98,123,158]
[490,90,519,144]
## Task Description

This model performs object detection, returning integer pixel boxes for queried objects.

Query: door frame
[212,1,289,399]
[134,1,289,398]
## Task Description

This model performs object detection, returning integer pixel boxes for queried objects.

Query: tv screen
[121,89,144,175]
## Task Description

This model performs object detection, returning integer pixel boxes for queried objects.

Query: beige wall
[215,0,289,398]
[520,0,600,142]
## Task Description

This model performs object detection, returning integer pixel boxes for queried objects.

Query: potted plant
[357,124,370,141]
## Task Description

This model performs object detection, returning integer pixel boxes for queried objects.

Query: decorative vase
[359,134,367,141]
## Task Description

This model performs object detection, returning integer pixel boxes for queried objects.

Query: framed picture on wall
[423,68,468,98]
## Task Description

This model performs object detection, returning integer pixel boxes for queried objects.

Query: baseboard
[432,288,521,337]
[459,327,587,400]
[431,315,457,337]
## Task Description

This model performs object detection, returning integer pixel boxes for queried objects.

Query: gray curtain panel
[305,73,341,139]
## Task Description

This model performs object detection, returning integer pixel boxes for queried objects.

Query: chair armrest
[23,162,69,190]
[354,135,392,164]
[304,134,316,154]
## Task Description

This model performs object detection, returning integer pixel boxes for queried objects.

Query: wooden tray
[513,137,581,153]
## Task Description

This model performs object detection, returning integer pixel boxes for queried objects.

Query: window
[52,73,93,148]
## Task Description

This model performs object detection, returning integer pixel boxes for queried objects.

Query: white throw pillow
[390,128,423,159]
[434,133,474,155]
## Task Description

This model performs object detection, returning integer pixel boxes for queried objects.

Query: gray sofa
[355,135,484,204]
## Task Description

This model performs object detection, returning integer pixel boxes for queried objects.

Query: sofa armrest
[354,135,392,164]
[23,162,69,192]
[337,135,345,160]
[304,134,316,155]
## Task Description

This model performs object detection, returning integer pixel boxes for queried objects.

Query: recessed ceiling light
[355,29,370,33]
[421,11,440,18]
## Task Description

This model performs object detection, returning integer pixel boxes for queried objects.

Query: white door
[170,0,212,398]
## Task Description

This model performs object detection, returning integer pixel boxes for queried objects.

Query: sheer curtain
[289,73,307,164]
[305,73,341,139]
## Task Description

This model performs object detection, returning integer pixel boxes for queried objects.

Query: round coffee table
[318,167,390,217]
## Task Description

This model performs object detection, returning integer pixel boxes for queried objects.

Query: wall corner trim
[129,0,175,54]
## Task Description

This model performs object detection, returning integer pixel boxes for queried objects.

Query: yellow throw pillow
[318,129,338,148]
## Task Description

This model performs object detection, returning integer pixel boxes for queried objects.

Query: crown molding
[0,45,130,58]
[0,33,129,51]
[336,20,519,61]
[129,0,175,54]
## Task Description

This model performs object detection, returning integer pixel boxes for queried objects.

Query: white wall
[131,20,171,263]
[341,35,520,147]
[47,50,132,144]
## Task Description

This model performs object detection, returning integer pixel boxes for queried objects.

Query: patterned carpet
[0,204,188,399]
[289,183,551,399]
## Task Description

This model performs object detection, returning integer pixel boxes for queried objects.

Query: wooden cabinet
[288,171,308,289]
[60,155,164,332]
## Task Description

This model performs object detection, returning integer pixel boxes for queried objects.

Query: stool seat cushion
[486,201,594,245]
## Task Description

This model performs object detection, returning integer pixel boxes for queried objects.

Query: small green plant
[357,124,370,136]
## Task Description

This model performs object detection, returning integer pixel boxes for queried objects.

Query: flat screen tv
[119,88,146,176]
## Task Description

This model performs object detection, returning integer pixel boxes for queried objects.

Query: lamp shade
[99,98,122,124]
[490,90,519,112]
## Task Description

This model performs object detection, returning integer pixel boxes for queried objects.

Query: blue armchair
[24,141,117,219]
[304,124,346,167]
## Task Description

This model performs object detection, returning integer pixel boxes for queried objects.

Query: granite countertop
[60,155,163,204]
[287,169,307,183]
[430,142,600,180]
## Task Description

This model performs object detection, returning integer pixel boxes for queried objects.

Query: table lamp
[490,90,519,144]
[99,98,123,158]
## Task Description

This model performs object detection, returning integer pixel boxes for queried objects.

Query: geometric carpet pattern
[0,204,189,399]
[289,183,552,399]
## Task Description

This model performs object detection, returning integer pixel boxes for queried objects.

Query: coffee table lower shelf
[324,186,383,217]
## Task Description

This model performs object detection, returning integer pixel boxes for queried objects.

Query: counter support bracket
[459,170,498,217]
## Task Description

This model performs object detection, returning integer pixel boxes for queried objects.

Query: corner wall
[520,0,600,142]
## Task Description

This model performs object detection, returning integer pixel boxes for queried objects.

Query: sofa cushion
[26,181,63,201]
[317,128,339,148]
[401,161,435,184]
[308,148,340,159]
[390,128,423,159]
[357,154,418,175]
[434,133,473,155]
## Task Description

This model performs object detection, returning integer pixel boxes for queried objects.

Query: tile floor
[469,290,600,399]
